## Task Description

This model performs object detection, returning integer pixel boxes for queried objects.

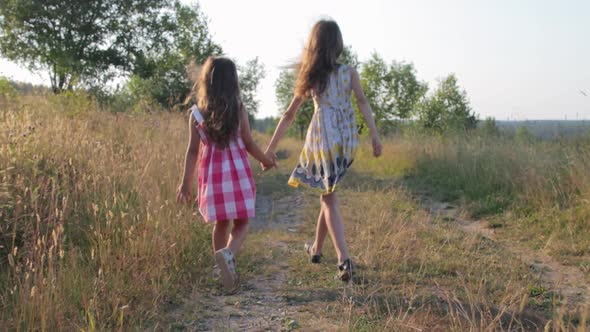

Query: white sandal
[214,248,237,290]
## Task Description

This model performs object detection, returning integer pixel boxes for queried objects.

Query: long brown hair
[295,20,344,97]
[190,56,241,148]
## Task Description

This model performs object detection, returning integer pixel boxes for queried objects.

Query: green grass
[352,133,590,274]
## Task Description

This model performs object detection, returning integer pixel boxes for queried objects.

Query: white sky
[2,0,589,120]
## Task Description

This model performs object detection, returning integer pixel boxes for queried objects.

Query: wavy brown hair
[295,20,344,97]
[189,56,241,148]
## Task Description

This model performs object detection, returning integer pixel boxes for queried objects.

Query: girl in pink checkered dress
[177,57,275,290]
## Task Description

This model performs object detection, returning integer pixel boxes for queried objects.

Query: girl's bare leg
[320,192,350,264]
[312,208,328,255]
[212,220,230,252]
[227,218,249,254]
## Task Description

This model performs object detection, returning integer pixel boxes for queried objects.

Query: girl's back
[312,64,353,113]
[190,105,256,223]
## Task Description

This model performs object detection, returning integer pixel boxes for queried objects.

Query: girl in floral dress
[177,57,275,290]
[264,20,382,281]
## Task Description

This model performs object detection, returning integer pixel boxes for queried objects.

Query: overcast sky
[1,0,589,120]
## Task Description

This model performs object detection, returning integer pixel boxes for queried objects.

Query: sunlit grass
[1,96,211,329]
[351,132,590,274]
[1,95,588,329]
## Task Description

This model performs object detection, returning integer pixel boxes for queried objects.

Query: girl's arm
[240,105,275,169]
[351,67,382,157]
[265,95,305,154]
[176,114,200,203]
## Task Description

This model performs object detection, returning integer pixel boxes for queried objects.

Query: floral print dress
[288,64,359,193]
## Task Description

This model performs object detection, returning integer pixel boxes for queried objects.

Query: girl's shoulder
[336,63,353,78]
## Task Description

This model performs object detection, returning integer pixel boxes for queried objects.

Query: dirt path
[423,198,589,308]
[162,192,312,331]
[158,178,589,330]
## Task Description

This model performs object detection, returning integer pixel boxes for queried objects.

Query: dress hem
[288,177,338,195]
[198,210,255,223]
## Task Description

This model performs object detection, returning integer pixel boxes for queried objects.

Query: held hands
[176,183,192,204]
[372,135,383,157]
[261,150,277,171]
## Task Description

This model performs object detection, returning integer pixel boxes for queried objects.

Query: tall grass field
[1,95,588,330]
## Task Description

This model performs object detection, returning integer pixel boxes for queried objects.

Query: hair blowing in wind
[295,20,344,97]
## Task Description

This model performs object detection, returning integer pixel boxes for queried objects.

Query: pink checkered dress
[191,105,256,223]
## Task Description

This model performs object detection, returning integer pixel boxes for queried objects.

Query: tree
[275,68,314,139]
[388,62,428,120]
[0,76,17,110]
[339,45,360,69]
[481,117,500,137]
[360,53,426,131]
[0,0,176,93]
[417,74,477,133]
[515,126,535,143]
[360,54,388,126]
[125,2,222,107]
[0,76,16,97]
[238,57,266,123]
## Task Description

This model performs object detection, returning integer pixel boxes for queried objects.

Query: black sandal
[337,258,355,282]
[304,242,322,264]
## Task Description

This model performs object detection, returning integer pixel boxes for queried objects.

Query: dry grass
[286,181,550,330]
[355,134,590,275]
[1,94,589,330]
[1,96,211,329]
[264,130,589,330]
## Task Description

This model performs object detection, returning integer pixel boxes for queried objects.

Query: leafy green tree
[275,68,314,139]
[126,2,222,107]
[0,0,173,93]
[387,62,428,120]
[360,54,388,126]
[0,76,16,97]
[0,76,17,110]
[417,74,477,133]
[360,53,427,131]
[238,57,266,123]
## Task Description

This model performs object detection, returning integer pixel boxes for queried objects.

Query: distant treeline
[0,77,51,96]
[253,116,590,141]
[496,120,590,140]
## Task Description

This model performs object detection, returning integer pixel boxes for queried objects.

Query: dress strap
[190,105,207,142]
[190,105,204,125]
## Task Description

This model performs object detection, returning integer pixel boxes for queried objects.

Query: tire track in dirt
[423,198,589,308]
